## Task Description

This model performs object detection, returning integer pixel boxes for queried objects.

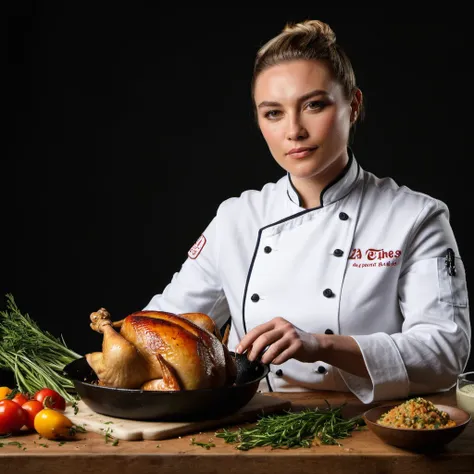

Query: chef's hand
[236,317,320,365]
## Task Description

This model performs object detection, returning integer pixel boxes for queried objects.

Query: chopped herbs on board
[190,437,216,449]
[215,403,365,450]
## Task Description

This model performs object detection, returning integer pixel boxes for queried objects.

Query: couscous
[377,397,456,429]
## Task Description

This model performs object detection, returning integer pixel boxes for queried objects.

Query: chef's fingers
[267,346,295,365]
[246,329,284,361]
[236,321,276,354]
[259,338,291,365]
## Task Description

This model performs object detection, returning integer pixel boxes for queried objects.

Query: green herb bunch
[0,293,82,402]
[216,403,365,450]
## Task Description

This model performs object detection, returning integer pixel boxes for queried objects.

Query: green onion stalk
[0,293,82,402]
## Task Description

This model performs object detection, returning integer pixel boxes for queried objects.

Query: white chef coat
[143,149,471,403]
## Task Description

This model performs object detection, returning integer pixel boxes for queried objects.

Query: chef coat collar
[286,147,359,208]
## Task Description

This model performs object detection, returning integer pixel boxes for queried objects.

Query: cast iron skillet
[63,352,269,421]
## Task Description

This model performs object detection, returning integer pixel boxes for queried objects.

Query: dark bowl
[363,403,471,451]
[63,352,269,421]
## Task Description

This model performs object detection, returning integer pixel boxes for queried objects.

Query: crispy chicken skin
[85,308,237,391]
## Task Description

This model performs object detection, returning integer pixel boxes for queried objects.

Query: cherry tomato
[34,408,76,440]
[0,387,12,400]
[0,399,27,434]
[21,399,44,430]
[11,392,29,406]
[33,388,66,411]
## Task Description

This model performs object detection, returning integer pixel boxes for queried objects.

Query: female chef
[143,19,471,403]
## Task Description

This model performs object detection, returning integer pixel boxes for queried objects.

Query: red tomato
[21,399,44,430]
[11,392,29,406]
[0,399,27,434]
[33,388,66,411]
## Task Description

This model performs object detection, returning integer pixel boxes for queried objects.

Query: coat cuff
[338,333,410,403]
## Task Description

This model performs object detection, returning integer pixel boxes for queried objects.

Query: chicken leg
[85,308,152,388]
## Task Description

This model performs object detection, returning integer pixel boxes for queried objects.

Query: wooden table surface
[1,389,472,474]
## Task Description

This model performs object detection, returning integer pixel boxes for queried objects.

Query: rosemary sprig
[215,404,365,450]
[0,294,82,402]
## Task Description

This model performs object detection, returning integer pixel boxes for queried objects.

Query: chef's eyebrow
[257,89,328,108]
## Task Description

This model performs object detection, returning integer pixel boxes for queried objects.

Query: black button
[251,293,260,302]
[317,366,326,374]
[264,246,272,254]
[339,212,349,221]
[324,329,334,335]
[333,249,343,257]
[275,369,283,376]
[323,288,334,298]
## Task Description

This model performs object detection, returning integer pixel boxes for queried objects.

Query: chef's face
[254,59,358,184]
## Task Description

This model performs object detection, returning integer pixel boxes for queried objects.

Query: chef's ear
[350,88,364,124]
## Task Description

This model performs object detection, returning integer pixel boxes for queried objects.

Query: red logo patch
[349,248,402,268]
[188,235,207,259]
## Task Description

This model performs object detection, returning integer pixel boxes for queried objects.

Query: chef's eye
[306,100,327,111]
[263,109,282,120]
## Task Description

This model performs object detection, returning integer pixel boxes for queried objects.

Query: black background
[4,4,473,372]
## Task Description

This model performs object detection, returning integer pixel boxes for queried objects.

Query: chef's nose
[286,116,309,141]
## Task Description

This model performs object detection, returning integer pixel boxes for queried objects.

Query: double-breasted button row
[253,243,271,304]
[275,366,327,376]
[253,289,334,302]
[265,247,343,258]
[325,214,347,301]
[275,367,327,377]
[327,213,348,266]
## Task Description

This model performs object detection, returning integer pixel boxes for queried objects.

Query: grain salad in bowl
[377,397,456,430]
[363,398,471,450]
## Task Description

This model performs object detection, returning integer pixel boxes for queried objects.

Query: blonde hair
[252,20,363,120]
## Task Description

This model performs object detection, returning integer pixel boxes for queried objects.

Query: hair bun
[283,19,336,45]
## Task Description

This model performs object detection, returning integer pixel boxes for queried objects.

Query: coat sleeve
[339,199,471,403]
[142,214,231,330]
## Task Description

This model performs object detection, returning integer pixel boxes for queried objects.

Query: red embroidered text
[349,248,402,260]
[349,248,402,269]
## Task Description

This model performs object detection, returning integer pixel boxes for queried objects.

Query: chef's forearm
[315,334,370,379]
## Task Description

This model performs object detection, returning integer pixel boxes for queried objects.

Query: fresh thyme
[215,404,365,451]
[0,441,25,449]
[69,424,87,436]
[190,438,216,449]
[0,294,82,402]
[104,426,118,445]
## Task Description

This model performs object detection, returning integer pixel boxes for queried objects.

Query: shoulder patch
[188,234,207,259]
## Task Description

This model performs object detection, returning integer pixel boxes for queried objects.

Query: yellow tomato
[34,408,76,440]
[0,387,12,400]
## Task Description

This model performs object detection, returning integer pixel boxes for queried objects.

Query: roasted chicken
[85,308,236,391]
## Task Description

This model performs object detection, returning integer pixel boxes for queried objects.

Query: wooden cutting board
[64,394,292,441]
